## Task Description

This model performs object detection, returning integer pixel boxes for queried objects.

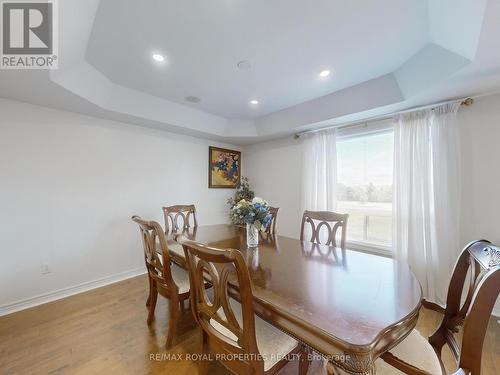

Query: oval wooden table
[168,224,422,375]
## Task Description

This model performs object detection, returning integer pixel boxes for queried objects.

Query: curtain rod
[294,97,474,139]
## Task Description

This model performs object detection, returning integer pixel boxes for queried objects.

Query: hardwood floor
[1,275,498,374]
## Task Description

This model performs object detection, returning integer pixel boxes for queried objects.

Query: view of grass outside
[337,131,394,247]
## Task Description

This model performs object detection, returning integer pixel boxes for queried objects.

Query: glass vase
[246,223,259,247]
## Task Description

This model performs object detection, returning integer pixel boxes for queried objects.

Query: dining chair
[300,210,349,249]
[163,204,198,259]
[163,204,198,233]
[182,239,311,375]
[132,215,191,348]
[374,240,500,375]
[265,207,279,234]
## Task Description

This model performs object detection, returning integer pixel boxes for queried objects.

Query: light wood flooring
[1,274,498,374]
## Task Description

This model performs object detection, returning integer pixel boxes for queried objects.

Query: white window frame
[336,120,394,255]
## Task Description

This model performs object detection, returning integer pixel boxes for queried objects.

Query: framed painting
[209,146,241,188]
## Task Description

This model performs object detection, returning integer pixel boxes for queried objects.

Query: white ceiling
[86,0,428,119]
[0,0,499,144]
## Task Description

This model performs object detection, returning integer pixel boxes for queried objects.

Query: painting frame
[208,146,241,189]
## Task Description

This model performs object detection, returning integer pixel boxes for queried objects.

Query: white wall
[458,94,500,246]
[244,137,303,239]
[458,94,500,315]
[0,99,237,315]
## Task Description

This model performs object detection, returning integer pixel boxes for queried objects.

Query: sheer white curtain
[301,128,337,212]
[393,102,461,305]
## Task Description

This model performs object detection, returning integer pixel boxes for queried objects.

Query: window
[337,127,393,249]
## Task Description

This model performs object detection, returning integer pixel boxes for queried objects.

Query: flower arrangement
[227,177,255,210]
[230,197,272,230]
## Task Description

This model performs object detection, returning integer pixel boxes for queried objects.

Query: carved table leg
[328,352,376,375]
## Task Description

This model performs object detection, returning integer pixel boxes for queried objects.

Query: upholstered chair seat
[168,242,185,258]
[210,298,299,371]
[170,263,191,294]
[376,329,442,374]
[146,242,188,284]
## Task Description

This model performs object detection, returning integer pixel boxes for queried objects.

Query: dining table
[165,224,422,375]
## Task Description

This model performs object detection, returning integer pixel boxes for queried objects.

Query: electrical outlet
[41,263,51,274]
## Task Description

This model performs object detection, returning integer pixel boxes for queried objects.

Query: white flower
[252,197,267,205]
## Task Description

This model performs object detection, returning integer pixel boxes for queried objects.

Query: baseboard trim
[0,267,147,317]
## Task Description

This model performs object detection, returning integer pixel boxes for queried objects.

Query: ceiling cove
[0,0,497,144]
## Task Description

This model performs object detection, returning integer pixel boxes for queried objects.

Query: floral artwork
[209,147,241,188]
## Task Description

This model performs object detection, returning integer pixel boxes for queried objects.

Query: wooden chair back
[300,210,349,249]
[163,205,198,233]
[132,216,178,296]
[429,240,500,375]
[265,207,279,234]
[182,240,262,373]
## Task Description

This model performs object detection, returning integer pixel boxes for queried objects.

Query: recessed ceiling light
[237,60,252,70]
[152,54,165,62]
[250,100,259,105]
[319,70,331,78]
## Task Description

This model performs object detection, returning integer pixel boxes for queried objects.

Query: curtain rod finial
[462,98,474,106]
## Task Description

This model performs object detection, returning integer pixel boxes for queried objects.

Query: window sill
[347,240,393,258]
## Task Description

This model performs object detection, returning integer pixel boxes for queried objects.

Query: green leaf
[254,220,261,230]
